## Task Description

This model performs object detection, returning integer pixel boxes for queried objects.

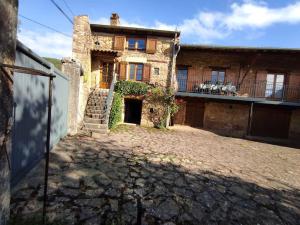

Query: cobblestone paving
[11,125,300,225]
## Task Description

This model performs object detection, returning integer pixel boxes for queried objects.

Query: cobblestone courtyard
[11,125,300,225]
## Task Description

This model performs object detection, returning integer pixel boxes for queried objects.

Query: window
[154,67,160,75]
[265,74,285,98]
[129,63,144,81]
[177,68,188,92]
[211,70,225,84]
[127,38,146,50]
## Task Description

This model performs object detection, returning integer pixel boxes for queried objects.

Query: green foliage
[109,92,123,129]
[43,57,62,70]
[146,86,179,129]
[109,81,178,130]
[114,80,150,96]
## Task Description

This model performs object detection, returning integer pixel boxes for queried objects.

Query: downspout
[166,32,180,127]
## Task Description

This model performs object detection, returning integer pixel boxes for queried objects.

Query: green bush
[109,81,178,130]
[109,92,123,129]
[114,80,150,95]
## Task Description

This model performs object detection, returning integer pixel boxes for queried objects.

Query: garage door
[250,105,291,139]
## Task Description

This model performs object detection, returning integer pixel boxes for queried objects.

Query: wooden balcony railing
[176,78,300,102]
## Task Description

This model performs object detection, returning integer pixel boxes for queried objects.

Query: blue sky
[18,0,300,58]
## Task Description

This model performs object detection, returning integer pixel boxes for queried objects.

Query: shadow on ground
[10,134,300,225]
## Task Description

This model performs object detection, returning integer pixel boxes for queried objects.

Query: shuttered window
[119,62,127,80]
[129,63,144,81]
[114,36,125,50]
[146,39,157,54]
[127,38,146,51]
[143,64,151,82]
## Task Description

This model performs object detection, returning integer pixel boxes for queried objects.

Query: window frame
[127,37,146,51]
[176,67,188,92]
[265,73,285,99]
[211,69,226,84]
[129,63,144,81]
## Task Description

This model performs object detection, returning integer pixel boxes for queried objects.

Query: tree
[0,0,18,224]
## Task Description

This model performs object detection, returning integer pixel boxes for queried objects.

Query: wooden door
[250,105,291,139]
[185,100,204,127]
[100,62,113,89]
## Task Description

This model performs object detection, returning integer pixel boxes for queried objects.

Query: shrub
[114,80,150,95]
[108,92,123,129]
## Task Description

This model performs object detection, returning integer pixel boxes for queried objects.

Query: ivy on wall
[108,92,123,129]
[109,81,178,129]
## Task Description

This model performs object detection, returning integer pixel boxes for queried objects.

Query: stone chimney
[110,13,120,26]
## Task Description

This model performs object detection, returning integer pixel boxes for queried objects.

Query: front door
[100,62,113,89]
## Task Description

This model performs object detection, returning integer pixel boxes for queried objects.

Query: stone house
[72,13,179,128]
[72,13,300,142]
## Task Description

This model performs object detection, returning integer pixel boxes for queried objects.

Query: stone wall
[289,109,300,141]
[203,102,250,138]
[62,58,84,135]
[91,32,175,87]
[72,15,92,88]
[0,0,18,224]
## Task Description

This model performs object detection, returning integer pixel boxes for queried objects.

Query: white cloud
[92,1,300,42]
[18,29,72,58]
[224,1,300,29]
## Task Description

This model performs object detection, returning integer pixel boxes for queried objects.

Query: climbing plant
[109,81,178,129]
[108,92,123,129]
[145,86,179,128]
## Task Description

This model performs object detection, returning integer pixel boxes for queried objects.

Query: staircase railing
[105,72,117,125]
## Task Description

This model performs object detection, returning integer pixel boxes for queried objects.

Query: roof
[90,24,180,38]
[180,44,300,54]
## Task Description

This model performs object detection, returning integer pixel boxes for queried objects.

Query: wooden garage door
[185,101,204,127]
[250,105,291,139]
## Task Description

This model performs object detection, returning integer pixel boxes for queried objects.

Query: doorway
[250,104,291,139]
[100,62,113,89]
[124,99,142,124]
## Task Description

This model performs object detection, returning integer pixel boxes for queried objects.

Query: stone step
[83,127,107,134]
[87,103,107,108]
[86,106,106,111]
[85,113,106,119]
[84,118,105,124]
[85,109,106,114]
[87,100,107,105]
[84,123,108,130]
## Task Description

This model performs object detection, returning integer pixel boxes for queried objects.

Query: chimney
[110,13,120,26]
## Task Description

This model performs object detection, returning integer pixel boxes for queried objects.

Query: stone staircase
[83,89,109,134]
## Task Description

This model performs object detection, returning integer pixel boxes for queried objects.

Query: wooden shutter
[119,62,127,80]
[114,36,125,50]
[187,67,196,92]
[146,39,157,54]
[143,64,151,82]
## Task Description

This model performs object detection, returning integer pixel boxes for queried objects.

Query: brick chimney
[110,13,120,26]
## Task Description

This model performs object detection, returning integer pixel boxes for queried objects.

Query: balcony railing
[176,78,300,102]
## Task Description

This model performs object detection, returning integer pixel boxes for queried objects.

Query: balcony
[176,78,300,103]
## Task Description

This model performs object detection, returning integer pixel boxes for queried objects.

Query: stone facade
[0,0,18,224]
[72,14,179,127]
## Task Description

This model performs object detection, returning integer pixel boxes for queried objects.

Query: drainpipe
[247,102,254,136]
[166,32,180,128]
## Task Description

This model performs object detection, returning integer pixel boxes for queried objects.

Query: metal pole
[43,76,53,225]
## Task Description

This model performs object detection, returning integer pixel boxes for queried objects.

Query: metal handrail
[176,78,300,102]
[105,72,117,124]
